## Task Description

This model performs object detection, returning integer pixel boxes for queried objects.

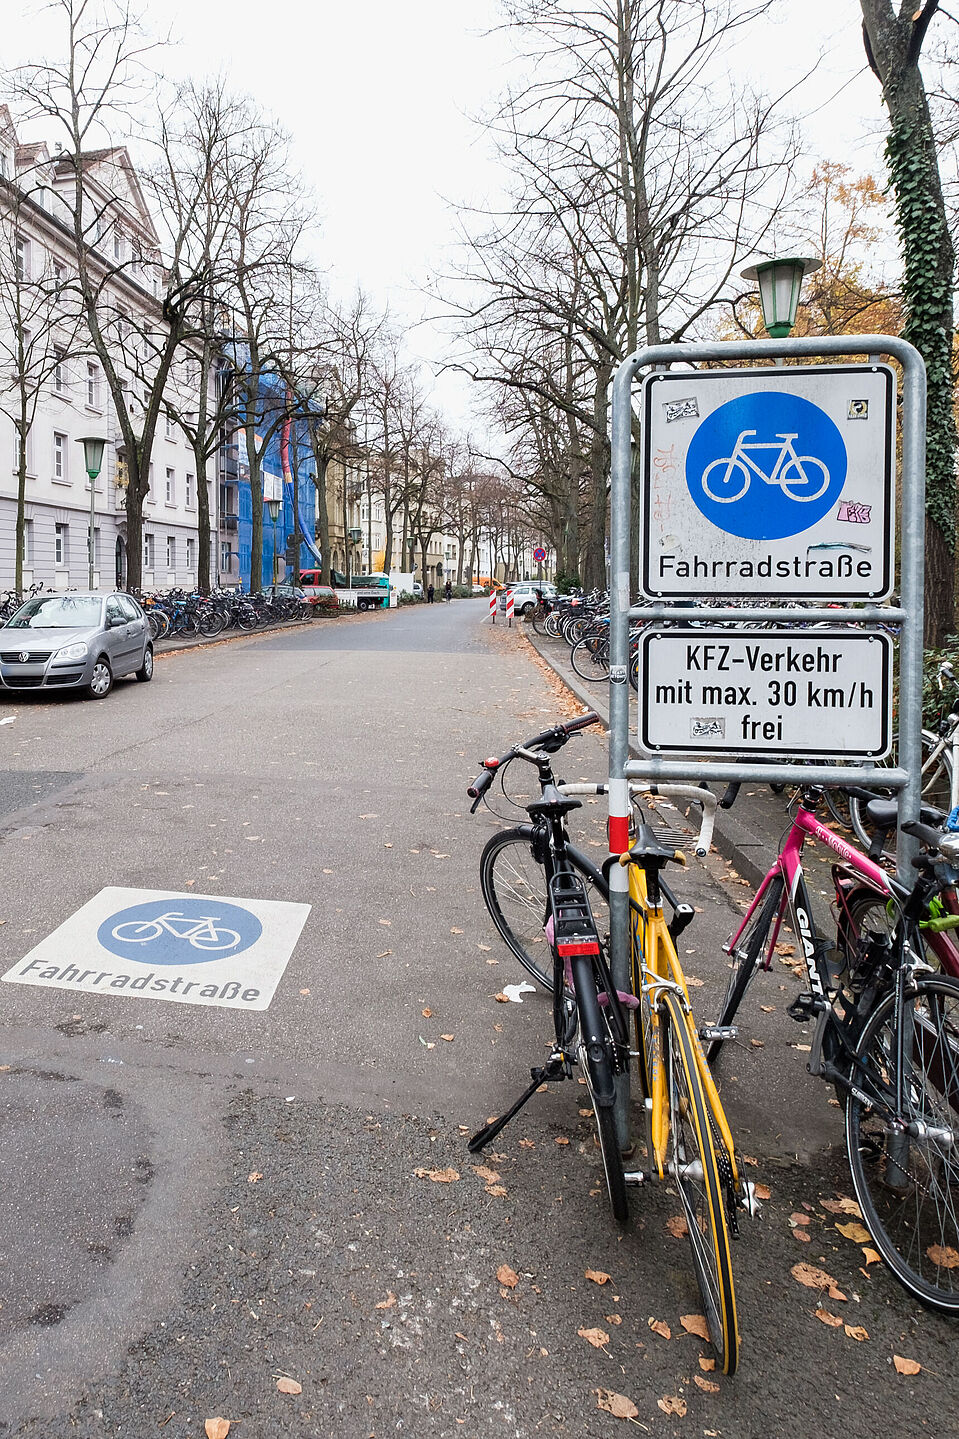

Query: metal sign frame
[606,335,925,1142]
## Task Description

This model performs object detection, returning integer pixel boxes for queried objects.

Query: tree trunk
[245,424,264,592]
[861,0,957,643]
[584,365,611,589]
[15,406,27,593]
[195,442,211,593]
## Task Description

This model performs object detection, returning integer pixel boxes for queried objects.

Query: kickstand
[468,1054,567,1153]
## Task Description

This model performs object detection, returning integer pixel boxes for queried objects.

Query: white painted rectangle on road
[640,629,893,758]
[640,365,895,600]
[2,887,311,1010]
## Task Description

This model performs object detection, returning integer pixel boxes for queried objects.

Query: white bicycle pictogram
[111,910,242,952]
[701,429,830,504]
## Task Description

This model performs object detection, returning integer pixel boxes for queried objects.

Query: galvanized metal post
[607,334,926,1147]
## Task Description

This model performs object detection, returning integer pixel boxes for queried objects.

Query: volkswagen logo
[18,652,29,663]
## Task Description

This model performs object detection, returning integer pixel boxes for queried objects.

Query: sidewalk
[521,620,794,886]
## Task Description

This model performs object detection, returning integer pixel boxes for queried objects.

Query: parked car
[498,581,557,616]
[0,592,152,699]
[412,581,424,597]
[294,571,339,610]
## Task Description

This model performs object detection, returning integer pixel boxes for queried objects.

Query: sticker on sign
[2,887,311,1010]
[640,629,892,758]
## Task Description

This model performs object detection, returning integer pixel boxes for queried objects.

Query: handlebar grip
[563,711,601,734]
[902,819,944,848]
[719,781,741,810]
[467,770,495,801]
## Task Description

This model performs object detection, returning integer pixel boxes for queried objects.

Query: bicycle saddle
[618,823,686,867]
[864,799,944,832]
[526,783,583,818]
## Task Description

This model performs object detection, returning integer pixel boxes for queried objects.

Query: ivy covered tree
[861,1,958,645]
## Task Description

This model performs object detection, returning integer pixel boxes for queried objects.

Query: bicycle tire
[570,636,610,682]
[479,828,608,991]
[571,957,628,1222]
[845,974,959,1314]
[707,877,783,1063]
[661,989,739,1372]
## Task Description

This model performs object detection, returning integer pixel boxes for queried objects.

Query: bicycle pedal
[699,1024,738,1043]
[623,1169,646,1186]
[786,992,825,1023]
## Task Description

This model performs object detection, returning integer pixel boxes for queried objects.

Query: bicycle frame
[628,861,739,1185]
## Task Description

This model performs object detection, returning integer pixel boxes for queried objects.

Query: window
[113,230,124,261]
[53,260,65,285]
[15,236,29,282]
[53,348,67,394]
[166,535,176,569]
[53,431,68,481]
[165,467,175,504]
[22,519,33,564]
[165,412,174,440]
[143,532,155,570]
[117,596,141,621]
[186,536,196,571]
[55,523,68,566]
[86,362,100,408]
[147,462,155,504]
[220,542,232,572]
[185,473,195,508]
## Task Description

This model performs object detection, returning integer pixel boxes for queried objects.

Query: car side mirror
[109,614,126,628]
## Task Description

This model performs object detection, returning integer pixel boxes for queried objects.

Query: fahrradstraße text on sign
[641,365,894,600]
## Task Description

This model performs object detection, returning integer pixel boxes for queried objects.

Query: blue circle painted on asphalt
[97,897,262,965]
[685,391,847,540]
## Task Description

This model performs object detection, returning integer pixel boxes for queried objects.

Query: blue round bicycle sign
[97,896,263,965]
[685,391,847,541]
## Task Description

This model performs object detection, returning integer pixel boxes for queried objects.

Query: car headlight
[53,642,89,662]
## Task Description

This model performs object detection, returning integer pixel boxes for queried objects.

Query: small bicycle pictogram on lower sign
[97,897,262,965]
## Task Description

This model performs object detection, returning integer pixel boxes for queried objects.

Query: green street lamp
[77,435,106,588]
[266,497,282,585]
[740,256,821,339]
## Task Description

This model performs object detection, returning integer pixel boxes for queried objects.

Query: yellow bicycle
[619,823,749,1375]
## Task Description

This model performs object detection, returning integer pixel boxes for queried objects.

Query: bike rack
[607,335,926,1146]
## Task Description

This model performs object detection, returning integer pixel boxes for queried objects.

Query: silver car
[0,592,153,699]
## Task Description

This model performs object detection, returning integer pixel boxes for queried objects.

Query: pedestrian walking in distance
[427,584,435,604]
[444,580,453,603]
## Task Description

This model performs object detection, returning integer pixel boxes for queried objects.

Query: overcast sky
[1,1,902,432]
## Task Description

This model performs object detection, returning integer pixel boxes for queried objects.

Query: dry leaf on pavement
[494,993,510,1003]
[648,1318,671,1339]
[375,1293,397,1309]
[472,1165,500,1183]
[791,1262,837,1291]
[578,1326,610,1349]
[755,1183,772,1200]
[658,1396,688,1417]
[893,1355,921,1375]
[413,1167,460,1183]
[680,1314,710,1340]
[862,1247,881,1265]
[844,1325,869,1341]
[596,1389,639,1420]
[276,1377,302,1395]
[699,1356,716,1371]
[821,1196,862,1217]
[815,1309,843,1328]
[205,1421,230,1439]
[496,1264,519,1289]
[926,1243,959,1268]
[441,1034,455,1042]
[247,1171,262,1184]
[585,1269,611,1285]
[836,1221,872,1245]
[694,1375,720,1393]
[666,1215,688,1238]
[486,1183,508,1197]
[421,1007,432,1017]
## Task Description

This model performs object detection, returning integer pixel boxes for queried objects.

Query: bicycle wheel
[707,877,783,1062]
[661,989,739,1372]
[479,828,608,991]
[570,635,610,682]
[845,974,959,1314]
[571,958,629,1222]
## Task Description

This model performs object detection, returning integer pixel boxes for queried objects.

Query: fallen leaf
[658,1396,688,1417]
[829,1286,847,1302]
[247,1171,263,1184]
[413,1167,460,1183]
[686,974,704,988]
[793,1043,812,1052]
[775,943,795,956]
[680,1314,710,1341]
[421,1007,433,1017]
[478,943,492,951]
[579,1326,610,1349]
[494,992,510,1003]
[893,1355,921,1375]
[586,1269,611,1285]
[836,1220,872,1244]
[755,1183,772,1201]
[451,927,464,934]
[789,1212,811,1227]
[205,1421,230,1439]
[792,1229,812,1243]
[496,1264,519,1289]
[791,1262,838,1291]
[519,1138,536,1149]
[648,1318,672,1339]
[555,1136,570,1146]
[486,1184,508,1197]
[375,1292,397,1309]
[760,1004,776,1013]
[694,1375,720,1393]
[699,1356,716,1372]
[276,1377,302,1395]
[815,1309,843,1328]
[666,1214,688,1238]
[862,1247,882,1265]
[596,1389,639,1420]
[378,919,392,927]
[845,1324,869,1342]
[606,1314,623,1326]
[821,1196,863,1217]
[472,1165,500,1183]
[926,1243,959,1268]
[441,1034,455,1042]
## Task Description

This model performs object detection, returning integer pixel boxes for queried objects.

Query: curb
[521,624,774,887]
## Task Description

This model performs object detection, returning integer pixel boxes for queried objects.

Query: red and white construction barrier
[505,590,514,626]
[488,592,497,623]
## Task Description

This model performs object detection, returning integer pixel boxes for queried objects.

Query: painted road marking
[2,887,311,1011]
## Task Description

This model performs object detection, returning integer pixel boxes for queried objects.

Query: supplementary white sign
[641,365,894,600]
[2,887,311,1011]
[640,629,893,758]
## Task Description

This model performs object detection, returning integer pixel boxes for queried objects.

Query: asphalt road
[0,600,953,1437]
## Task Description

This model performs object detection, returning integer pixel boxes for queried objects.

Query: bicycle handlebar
[467,712,602,803]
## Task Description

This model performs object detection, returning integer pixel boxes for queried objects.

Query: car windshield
[5,596,102,630]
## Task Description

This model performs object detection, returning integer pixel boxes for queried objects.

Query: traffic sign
[641,365,894,600]
[533,546,547,564]
[639,628,892,758]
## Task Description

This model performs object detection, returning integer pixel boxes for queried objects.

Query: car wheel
[135,644,154,683]
[521,602,535,616]
[85,656,113,700]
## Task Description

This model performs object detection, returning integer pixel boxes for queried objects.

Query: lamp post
[267,497,281,586]
[740,256,821,338]
[77,435,106,589]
